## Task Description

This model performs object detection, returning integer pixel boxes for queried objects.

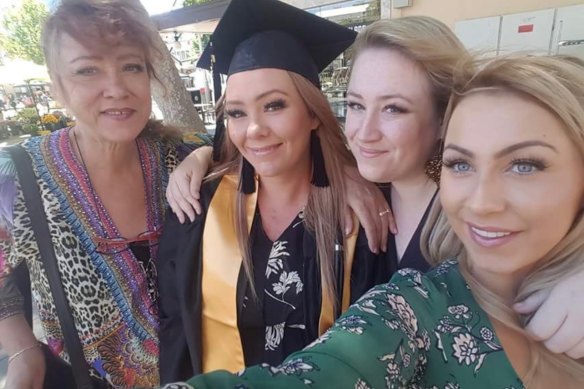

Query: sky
[0,0,179,15]
[140,0,182,15]
[40,0,180,15]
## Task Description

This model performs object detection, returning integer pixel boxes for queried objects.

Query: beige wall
[393,0,584,28]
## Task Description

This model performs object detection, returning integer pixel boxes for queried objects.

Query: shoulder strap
[7,145,95,389]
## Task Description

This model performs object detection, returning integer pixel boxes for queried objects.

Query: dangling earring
[310,130,329,187]
[239,157,256,194]
[425,139,443,186]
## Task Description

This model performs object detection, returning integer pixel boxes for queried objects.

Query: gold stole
[201,175,358,373]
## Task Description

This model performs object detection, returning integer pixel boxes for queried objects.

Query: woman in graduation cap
[165,53,584,389]
[156,0,394,383]
[168,14,584,361]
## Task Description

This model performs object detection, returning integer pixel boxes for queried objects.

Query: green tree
[183,0,213,6]
[0,0,49,65]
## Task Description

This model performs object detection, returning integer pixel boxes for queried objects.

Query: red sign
[518,24,534,33]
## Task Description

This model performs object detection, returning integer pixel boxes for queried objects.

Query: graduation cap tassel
[239,157,256,194]
[212,117,225,162]
[211,47,225,162]
[310,130,330,187]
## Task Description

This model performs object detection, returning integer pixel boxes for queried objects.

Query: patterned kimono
[174,260,526,388]
[0,128,210,388]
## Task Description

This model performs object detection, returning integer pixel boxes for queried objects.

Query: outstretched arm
[514,267,584,359]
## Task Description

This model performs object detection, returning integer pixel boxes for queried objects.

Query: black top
[157,178,393,383]
[239,209,313,366]
[385,186,436,274]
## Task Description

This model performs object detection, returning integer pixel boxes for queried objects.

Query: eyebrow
[226,89,289,105]
[443,140,558,158]
[347,91,414,105]
[69,53,144,65]
[117,53,145,61]
[69,55,100,64]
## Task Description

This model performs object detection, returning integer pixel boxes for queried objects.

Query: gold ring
[378,209,391,217]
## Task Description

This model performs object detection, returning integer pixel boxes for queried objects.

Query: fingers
[542,314,584,354]
[523,295,566,342]
[386,209,398,235]
[174,170,202,216]
[379,209,389,254]
[166,186,186,224]
[350,203,380,253]
[513,289,549,315]
[565,336,584,359]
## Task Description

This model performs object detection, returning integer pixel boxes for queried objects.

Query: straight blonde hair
[422,55,584,386]
[350,16,469,120]
[208,71,355,302]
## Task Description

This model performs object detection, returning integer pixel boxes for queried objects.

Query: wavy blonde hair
[422,55,584,386]
[350,16,470,120]
[207,71,355,302]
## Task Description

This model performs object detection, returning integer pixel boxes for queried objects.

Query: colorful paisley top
[174,260,526,388]
[0,128,210,388]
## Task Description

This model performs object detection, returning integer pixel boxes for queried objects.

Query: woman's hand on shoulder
[343,166,397,254]
[514,268,584,359]
[167,146,213,223]
[5,344,45,389]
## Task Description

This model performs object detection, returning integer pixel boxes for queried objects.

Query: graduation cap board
[197,0,357,89]
[198,0,357,191]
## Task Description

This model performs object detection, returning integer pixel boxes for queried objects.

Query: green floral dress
[166,260,525,389]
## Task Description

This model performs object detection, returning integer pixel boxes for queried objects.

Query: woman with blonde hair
[167,54,584,388]
[169,14,584,355]
[157,0,392,383]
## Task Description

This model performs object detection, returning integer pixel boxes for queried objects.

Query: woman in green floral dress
[165,55,584,388]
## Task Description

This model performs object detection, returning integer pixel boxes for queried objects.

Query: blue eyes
[445,160,472,173]
[442,158,548,175]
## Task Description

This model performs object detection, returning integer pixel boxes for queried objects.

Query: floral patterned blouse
[173,260,526,388]
[240,209,309,366]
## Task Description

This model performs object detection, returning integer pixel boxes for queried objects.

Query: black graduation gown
[157,178,392,383]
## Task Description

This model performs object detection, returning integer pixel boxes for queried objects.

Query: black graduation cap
[197,0,357,89]
[198,0,356,193]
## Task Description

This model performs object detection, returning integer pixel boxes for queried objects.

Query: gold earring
[425,140,443,185]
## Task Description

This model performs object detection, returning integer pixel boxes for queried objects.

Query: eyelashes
[442,156,549,175]
[224,98,288,119]
[346,101,407,114]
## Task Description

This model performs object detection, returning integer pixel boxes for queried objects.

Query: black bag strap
[8,145,95,389]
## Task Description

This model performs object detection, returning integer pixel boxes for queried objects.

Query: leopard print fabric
[0,128,206,388]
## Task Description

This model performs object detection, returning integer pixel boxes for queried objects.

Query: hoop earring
[425,140,442,186]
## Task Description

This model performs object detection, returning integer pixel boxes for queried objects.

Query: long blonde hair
[208,71,355,302]
[422,55,584,385]
[350,16,469,119]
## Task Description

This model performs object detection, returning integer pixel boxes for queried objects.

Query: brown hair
[351,16,469,119]
[422,55,584,386]
[208,71,355,301]
[42,0,162,89]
